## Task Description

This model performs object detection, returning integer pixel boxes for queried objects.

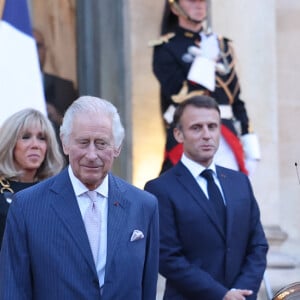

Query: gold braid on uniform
[227,42,241,101]
[148,32,175,47]
[219,39,235,70]
[216,38,240,105]
[171,81,207,103]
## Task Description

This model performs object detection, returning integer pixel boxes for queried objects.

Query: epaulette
[148,32,175,47]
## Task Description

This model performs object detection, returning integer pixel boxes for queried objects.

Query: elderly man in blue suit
[145,96,268,300]
[0,96,159,300]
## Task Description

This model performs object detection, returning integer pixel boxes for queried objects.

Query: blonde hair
[0,108,64,181]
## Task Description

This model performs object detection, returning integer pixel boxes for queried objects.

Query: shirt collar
[181,154,217,178]
[68,165,109,198]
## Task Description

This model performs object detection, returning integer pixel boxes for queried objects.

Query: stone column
[76,0,132,181]
[212,0,280,226]
[129,0,165,188]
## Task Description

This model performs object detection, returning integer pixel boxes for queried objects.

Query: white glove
[187,34,220,61]
[186,33,220,91]
[240,133,261,160]
[188,45,202,57]
[240,133,261,177]
[163,104,176,124]
[199,33,220,61]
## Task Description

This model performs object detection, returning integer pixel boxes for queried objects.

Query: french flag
[0,0,46,125]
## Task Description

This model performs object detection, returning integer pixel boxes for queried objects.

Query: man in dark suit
[145,96,268,300]
[0,96,159,300]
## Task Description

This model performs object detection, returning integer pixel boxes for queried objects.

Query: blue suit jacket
[145,162,268,300]
[0,169,159,300]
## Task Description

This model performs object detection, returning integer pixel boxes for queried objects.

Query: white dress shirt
[68,166,108,288]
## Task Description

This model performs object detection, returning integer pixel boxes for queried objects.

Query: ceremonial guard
[150,0,260,175]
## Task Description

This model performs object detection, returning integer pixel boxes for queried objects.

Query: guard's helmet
[162,0,207,34]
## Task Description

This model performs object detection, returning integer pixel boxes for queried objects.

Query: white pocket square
[130,230,144,242]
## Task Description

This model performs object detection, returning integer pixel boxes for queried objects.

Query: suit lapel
[105,174,129,269]
[175,163,225,237]
[49,169,96,274]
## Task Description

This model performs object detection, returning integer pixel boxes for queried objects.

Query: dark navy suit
[0,169,159,300]
[145,162,268,300]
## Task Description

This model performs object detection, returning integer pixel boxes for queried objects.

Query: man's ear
[173,127,184,144]
[113,145,122,158]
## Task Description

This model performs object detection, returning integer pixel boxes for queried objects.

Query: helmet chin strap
[171,1,206,25]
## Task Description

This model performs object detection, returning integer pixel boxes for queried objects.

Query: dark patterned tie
[201,169,226,229]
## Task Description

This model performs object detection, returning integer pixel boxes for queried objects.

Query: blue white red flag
[0,0,46,125]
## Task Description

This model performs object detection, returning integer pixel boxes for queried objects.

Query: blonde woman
[0,108,64,247]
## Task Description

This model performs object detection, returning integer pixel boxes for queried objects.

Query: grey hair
[60,96,125,148]
[0,108,64,180]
